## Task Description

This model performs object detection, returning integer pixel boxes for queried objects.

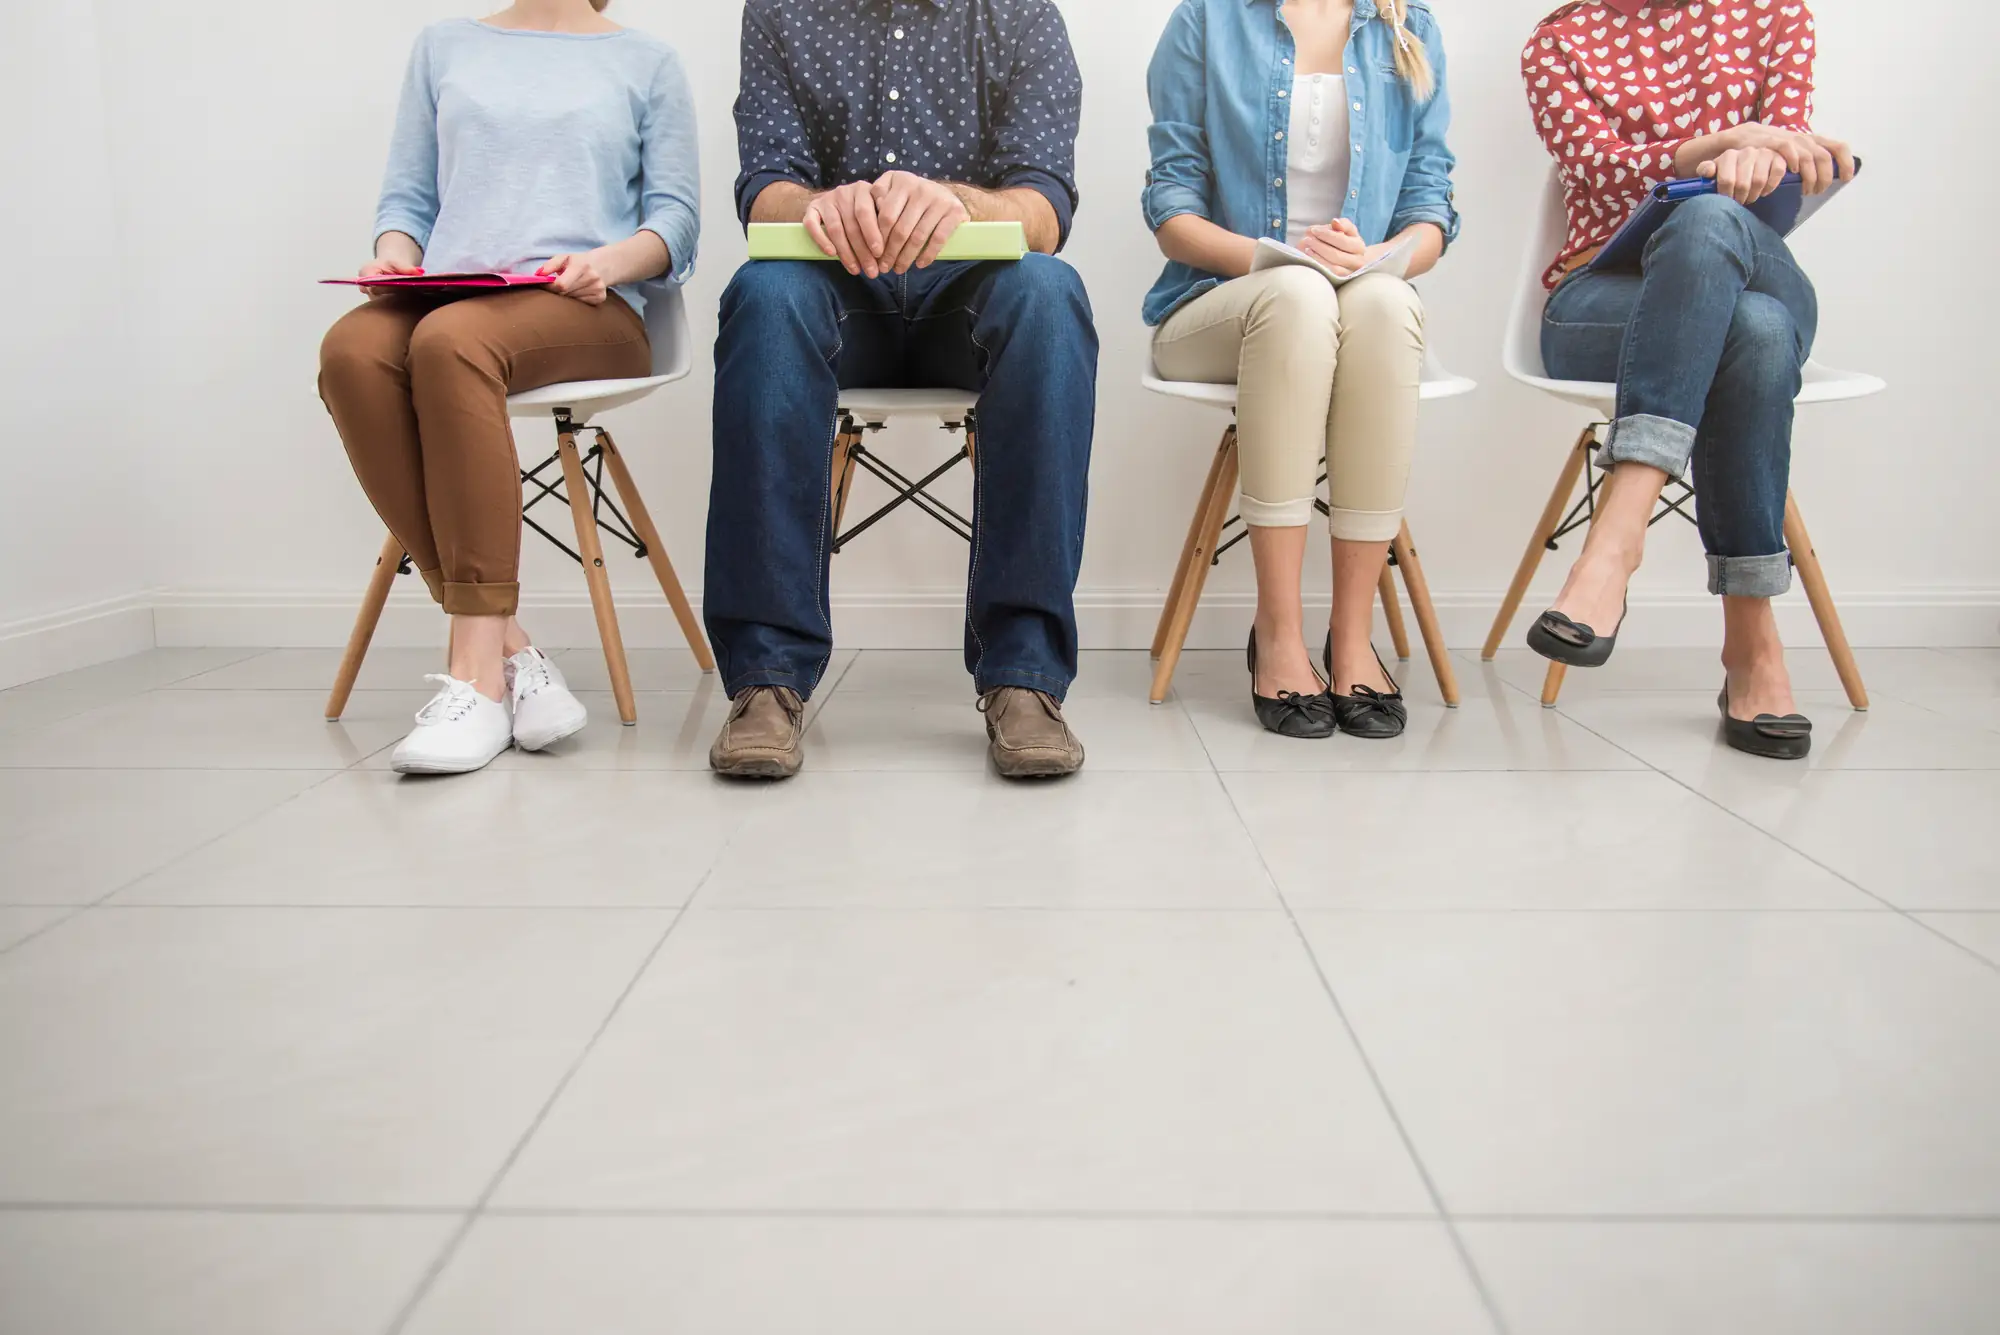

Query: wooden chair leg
[1391,521,1460,709]
[1379,565,1412,661]
[558,428,638,726]
[1151,428,1239,704]
[596,428,716,674]
[1154,427,1233,661]
[325,531,405,722]
[1784,490,1869,711]
[1484,425,1595,660]
[1541,660,1568,707]
[830,429,860,538]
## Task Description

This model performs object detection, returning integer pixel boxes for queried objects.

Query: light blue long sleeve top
[374,18,700,316]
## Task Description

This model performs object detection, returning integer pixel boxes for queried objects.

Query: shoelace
[414,674,483,726]
[977,688,1060,720]
[511,653,555,704]
[731,685,802,724]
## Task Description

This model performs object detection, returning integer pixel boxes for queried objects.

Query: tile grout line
[5,1199,2000,1224]
[1186,696,1513,1335]
[379,796,749,1335]
[0,767,359,964]
[1542,689,2000,982]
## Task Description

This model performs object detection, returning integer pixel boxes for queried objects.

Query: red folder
[320,272,557,290]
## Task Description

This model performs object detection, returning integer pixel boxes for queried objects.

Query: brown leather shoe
[979,687,1085,779]
[709,686,806,779]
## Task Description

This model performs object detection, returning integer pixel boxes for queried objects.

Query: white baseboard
[150,586,2000,652]
[0,593,158,689]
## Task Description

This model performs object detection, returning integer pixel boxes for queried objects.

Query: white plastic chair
[326,283,714,727]
[1485,169,1881,710]
[827,388,983,552]
[1142,347,1478,707]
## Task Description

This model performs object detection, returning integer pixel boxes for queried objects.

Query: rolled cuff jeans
[1541,193,1818,599]
[704,255,1098,702]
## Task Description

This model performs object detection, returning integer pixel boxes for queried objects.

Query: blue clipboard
[1589,158,1861,272]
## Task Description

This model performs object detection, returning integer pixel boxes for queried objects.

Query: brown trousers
[318,289,650,616]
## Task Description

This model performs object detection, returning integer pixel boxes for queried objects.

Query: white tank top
[1284,73,1354,248]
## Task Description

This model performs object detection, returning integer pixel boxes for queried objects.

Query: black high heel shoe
[1323,635,1408,740]
[1719,680,1813,761]
[1247,629,1336,740]
[1526,598,1629,669]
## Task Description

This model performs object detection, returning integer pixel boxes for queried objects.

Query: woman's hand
[539,251,610,305]
[358,257,422,298]
[1700,146,1792,204]
[1298,220,1370,275]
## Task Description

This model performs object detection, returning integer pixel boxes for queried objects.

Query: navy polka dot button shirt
[734,0,1084,248]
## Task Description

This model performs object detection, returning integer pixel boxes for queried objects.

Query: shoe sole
[710,753,804,780]
[391,746,511,776]
[990,753,1086,780]
[514,705,588,753]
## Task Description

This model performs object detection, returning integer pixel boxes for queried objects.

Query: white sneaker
[390,674,514,775]
[506,648,588,752]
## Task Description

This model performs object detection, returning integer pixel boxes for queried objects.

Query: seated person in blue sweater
[319,0,698,776]
[702,0,1098,782]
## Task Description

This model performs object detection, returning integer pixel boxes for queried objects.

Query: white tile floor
[1,643,1997,1334]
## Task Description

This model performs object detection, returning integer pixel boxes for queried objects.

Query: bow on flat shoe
[1322,635,1408,740]
[1526,598,1628,669]
[1718,682,1813,761]
[1247,629,1336,740]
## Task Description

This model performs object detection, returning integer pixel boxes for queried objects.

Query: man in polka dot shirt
[704,0,1099,781]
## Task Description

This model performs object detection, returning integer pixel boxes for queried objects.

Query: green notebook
[747,221,1029,263]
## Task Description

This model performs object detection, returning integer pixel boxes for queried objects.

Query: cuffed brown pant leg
[318,296,448,601]
[404,290,650,617]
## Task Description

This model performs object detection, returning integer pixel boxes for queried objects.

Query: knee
[720,260,839,332]
[405,308,498,382]
[1244,266,1339,337]
[1648,191,1756,265]
[983,253,1092,325]
[1723,292,1805,379]
[318,312,396,390]
[1335,274,1424,341]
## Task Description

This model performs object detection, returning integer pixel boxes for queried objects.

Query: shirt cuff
[1142,182,1210,234]
[736,171,808,230]
[1389,205,1460,251]
[641,205,700,285]
[998,168,1077,251]
[374,215,433,253]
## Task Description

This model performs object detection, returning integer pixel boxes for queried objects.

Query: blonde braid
[1379,0,1436,103]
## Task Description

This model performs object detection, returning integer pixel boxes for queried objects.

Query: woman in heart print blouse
[1520,1,1854,761]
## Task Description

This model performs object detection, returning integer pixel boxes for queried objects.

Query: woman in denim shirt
[1144,0,1457,740]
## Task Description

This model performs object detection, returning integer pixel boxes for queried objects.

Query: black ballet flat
[1719,681,1813,761]
[1247,629,1336,740]
[1323,634,1409,740]
[1526,598,1629,669]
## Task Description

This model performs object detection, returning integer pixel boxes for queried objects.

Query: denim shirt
[1141,0,1459,326]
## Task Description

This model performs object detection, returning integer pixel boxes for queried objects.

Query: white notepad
[1249,234,1416,287]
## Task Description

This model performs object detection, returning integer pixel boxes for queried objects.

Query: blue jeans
[704,255,1099,701]
[1541,194,1818,598]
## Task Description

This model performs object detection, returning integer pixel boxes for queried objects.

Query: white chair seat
[838,387,980,427]
[1505,172,1886,414]
[1143,348,1477,406]
[508,374,677,421]
[503,284,696,427]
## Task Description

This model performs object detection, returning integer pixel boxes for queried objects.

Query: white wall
[0,0,154,683]
[57,0,2000,652]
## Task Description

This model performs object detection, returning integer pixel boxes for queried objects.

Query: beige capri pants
[1151,268,1424,540]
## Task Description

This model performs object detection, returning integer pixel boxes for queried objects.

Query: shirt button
[1272,218,1283,230]
[894,27,905,39]
[1349,189,1359,198]
[1278,89,1288,98]
[1274,177,1284,187]
[889,90,900,101]
[1352,101,1363,112]
[885,151,898,164]
[1348,65,1358,74]
[1282,57,1292,66]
